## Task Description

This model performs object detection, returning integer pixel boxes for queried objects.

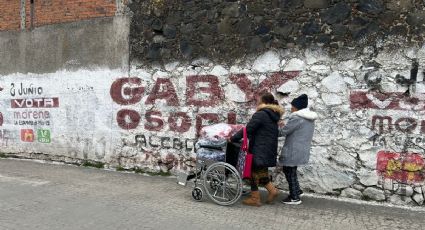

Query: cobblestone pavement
[1,159,424,230]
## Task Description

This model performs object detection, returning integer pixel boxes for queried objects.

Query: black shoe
[299,190,304,197]
[281,197,302,205]
[242,190,251,196]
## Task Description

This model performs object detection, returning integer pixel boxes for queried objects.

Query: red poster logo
[377,151,425,184]
[21,129,34,142]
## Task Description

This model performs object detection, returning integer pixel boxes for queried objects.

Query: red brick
[0,0,21,31]
[25,0,117,28]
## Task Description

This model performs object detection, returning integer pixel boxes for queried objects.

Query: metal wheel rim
[203,162,243,206]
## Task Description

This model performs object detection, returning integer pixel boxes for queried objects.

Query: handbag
[237,127,253,179]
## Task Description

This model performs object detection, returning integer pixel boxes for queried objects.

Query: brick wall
[26,0,116,28]
[0,0,21,30]
[0,0,117,31]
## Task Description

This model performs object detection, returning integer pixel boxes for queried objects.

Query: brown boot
[242,191,261,207]
[265,183,279,204]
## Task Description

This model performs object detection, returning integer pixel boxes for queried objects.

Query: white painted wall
[1,44,425,205]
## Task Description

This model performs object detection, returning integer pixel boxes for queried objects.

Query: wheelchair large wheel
[203,162,243,206]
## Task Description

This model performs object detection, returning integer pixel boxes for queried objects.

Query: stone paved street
[1,158,424,230]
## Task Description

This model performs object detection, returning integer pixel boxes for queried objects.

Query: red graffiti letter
[168,112,191,133]
[116,109,140,130]
[196,113,219,135]
[145,111,164,131]
[146,78,179,106]
[186,75,224,107]
[110,78,144,105]
[230,71,300,104]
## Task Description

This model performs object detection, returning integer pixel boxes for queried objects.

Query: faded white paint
[1,45,425,206]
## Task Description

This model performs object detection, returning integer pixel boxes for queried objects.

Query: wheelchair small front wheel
[192,186,204,202]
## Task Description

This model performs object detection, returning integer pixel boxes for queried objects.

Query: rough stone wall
[129,0,425,64]
[1,0,425,207]
[121,45,424,206]
[123,0,425,206]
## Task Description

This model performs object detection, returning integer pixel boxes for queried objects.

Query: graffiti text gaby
[110,72,300,132]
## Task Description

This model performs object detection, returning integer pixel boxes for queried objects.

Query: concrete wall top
[0,16,130,75]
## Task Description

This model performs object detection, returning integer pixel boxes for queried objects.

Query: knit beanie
[291,94,308,110]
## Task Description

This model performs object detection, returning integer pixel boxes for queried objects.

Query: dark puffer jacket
[231,104,284,167]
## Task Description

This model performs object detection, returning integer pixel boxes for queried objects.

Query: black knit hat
[291,94,308,110]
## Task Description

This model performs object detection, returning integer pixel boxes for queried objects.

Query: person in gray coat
[278,94,317,205]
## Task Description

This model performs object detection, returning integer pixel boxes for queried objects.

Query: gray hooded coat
[278,108,318,166]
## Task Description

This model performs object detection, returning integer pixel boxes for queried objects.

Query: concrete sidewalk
[0,158,424,230]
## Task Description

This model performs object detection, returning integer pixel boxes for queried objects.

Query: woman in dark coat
[230,93,284,206]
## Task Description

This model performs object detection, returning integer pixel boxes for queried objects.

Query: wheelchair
[177,142,244,206]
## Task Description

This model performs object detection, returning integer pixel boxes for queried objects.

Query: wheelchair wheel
[203,162,243,206]
[192,186,204,202]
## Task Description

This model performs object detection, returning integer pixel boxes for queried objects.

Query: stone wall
[124,0,425,206]
[1,45,424,206]
[1,0,425,207]
[129,0,425,64]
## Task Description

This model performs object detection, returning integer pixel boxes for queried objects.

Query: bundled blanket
[195,123,244,162]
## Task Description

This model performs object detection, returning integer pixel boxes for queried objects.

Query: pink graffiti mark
[230,71,301,104]
[350,91,425,111]
[377,151,425,184]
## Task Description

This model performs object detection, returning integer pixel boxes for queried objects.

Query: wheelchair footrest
[177,172,189,186]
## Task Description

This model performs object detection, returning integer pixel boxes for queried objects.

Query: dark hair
[260,92,279,105]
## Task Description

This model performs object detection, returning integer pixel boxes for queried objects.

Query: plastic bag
[196,148,225,162]
[237,127,252,179]
[199,123,244,141]
[195,139,226,151]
